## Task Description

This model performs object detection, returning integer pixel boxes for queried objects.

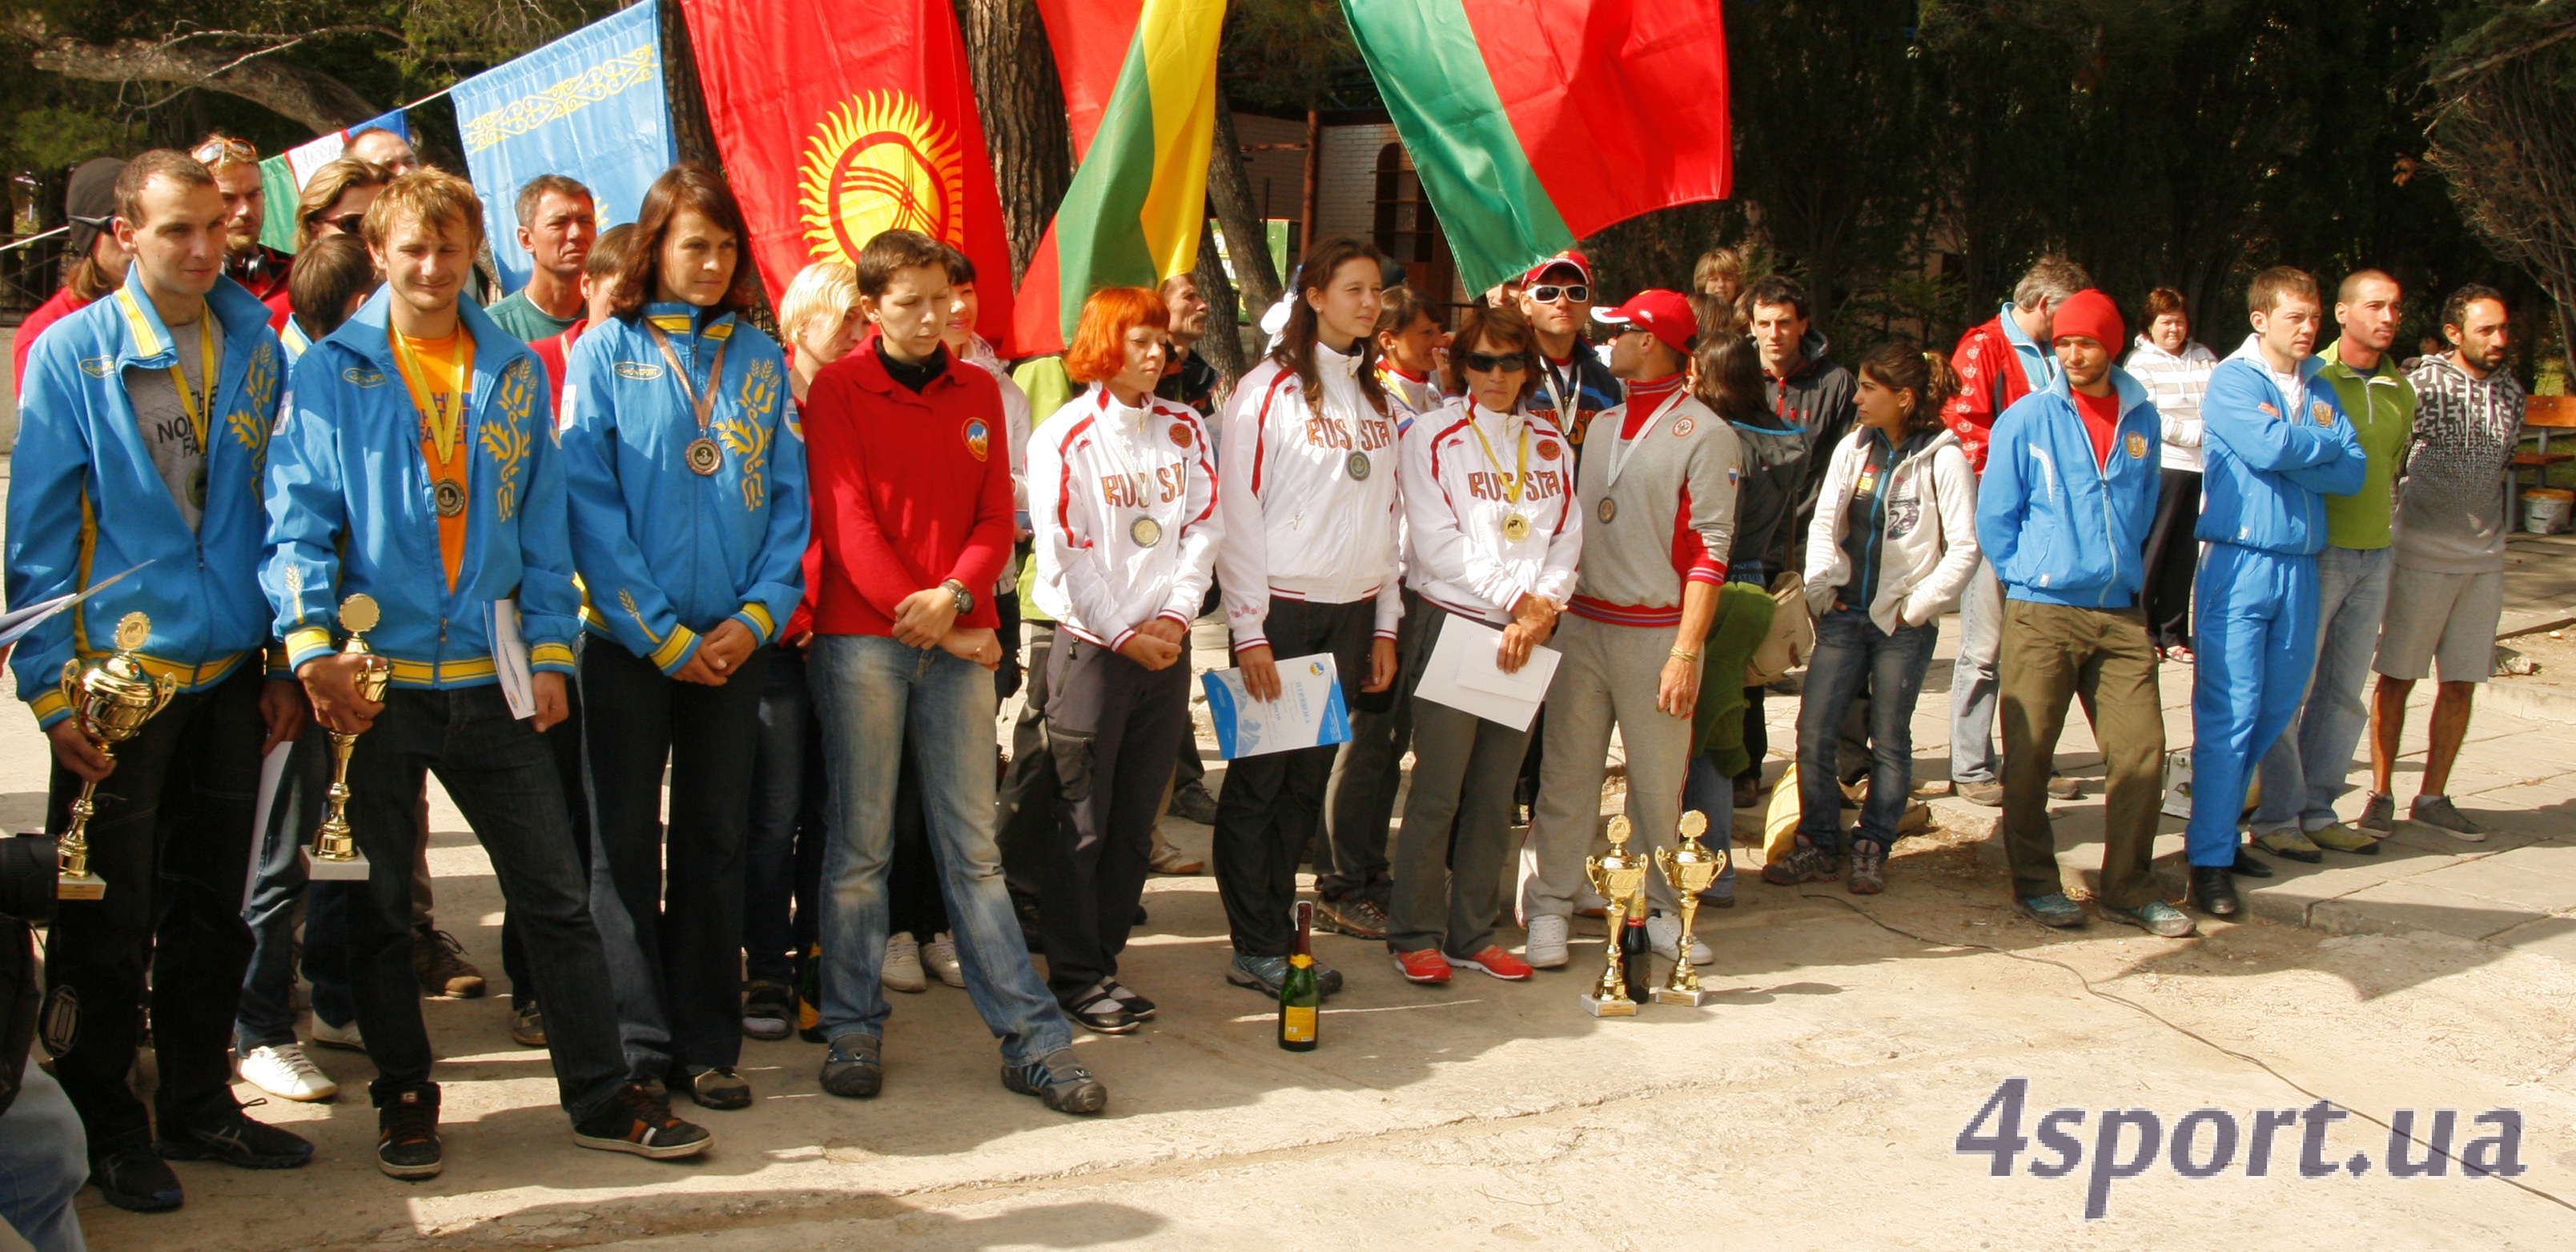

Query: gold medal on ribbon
[1597,496,1618,524]
[1346,450,1372,481]
[1131,516,1164,548]
[432,477,468,518]
[648,322,731,480]
[686,437,723,476]
[1502,513,1532,543]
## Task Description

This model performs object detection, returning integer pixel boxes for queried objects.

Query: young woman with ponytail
[1764,343,1980,895]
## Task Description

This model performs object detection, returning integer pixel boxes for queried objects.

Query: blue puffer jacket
[1975,367,2164,609]
[8,271,284,728]
[263,289,579,685]
[560,303,806,673]
[2195,337,2365,555]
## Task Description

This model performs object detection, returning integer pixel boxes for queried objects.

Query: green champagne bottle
[1279,901,1320,1051]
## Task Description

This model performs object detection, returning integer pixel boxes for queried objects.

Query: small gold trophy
[304,595,389,881]
[1653,810,1723,1006]
[1581,816,1652,1017]
[55,612,179,900]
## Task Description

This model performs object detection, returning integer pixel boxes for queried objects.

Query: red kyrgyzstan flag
[678,0,1017,353]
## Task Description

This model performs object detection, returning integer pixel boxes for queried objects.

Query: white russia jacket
[1027,388,1221,649]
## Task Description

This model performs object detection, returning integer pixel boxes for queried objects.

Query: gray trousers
[1319,587,1424,905]
[1387,609,1527,957]
[1951,557,2003,785]
[1521,612,1694,920]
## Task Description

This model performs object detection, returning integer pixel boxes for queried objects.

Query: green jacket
[1689,582,1779,778]
[2313,339,2417,551]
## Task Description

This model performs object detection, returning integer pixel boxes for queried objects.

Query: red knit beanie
[2049,289,2124,350]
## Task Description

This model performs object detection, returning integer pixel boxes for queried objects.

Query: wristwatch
[942,579,975,616]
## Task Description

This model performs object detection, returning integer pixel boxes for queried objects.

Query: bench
[2512,395,2576,495]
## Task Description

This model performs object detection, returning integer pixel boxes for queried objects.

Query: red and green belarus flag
[1341,0,1732,293]
[1011,0,1227,356]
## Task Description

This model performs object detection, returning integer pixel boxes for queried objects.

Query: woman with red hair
[1025,287,1222,1033]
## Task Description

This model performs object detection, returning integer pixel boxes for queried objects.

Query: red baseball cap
[1521,250,1593,287]
[1592,289,1696,355]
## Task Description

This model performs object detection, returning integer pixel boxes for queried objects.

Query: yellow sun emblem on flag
[798,91,967,265]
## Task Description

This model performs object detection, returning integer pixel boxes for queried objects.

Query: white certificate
[1200,652,1352,759]
[1414,616,1560,732]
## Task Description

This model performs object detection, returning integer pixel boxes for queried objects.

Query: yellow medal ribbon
[1466,407,1530,505]
[164,315,219,455]
[388,323,472,463]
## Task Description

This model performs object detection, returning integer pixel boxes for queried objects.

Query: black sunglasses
[322,213,366,237]
[1528,284,1589,304]
[1462,351,1531,374]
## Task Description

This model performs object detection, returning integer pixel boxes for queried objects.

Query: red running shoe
[1392,949,1453,984]
[1450,946,1533,981]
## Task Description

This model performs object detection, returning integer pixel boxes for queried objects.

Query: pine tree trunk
[1207,94,1281,317]
[956,0,1072,285]
[1193,215,1248,394]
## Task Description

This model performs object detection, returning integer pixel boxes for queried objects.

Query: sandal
[1065,984,1140,1035]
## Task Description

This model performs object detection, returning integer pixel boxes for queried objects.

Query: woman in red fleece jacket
[794,227,1103,1116]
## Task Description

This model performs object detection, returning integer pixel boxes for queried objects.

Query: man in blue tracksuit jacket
[7,150,312,1207]
[263,168,708,1179]
[2186,267,2365,918]
[558,163,807,1110]
[1975,291,2184,935]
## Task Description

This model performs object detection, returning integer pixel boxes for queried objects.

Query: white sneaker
[1646,911,1714,965]
[309,1015,366,1052]
[1525,914,1570,969]
[882,932,927,993]
[240,1043,337,1101]
[923,933,966,988]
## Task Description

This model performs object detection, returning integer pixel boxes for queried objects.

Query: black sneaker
[1760,834,1839,886]
[1002,1048,1108,1115]
[572,1081,713,1159]
[157,1106,314,1169]
[1845,840,1887,896]
[90,1142,183,1211]
[1314,895,1388,940]
[376,1085,444,1180]
[1168,780,1220,825]
[1104,980,1157,1021]
[741,980,794,1041]
[821,1033,883,1098]
[1065,984,1140,1034]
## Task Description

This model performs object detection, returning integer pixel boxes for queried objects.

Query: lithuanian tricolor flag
[1342,0,1733,294]
[1011,0,1227,356]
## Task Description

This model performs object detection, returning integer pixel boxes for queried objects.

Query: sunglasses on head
[1528,284,1589,304]
[191,138,257,166]
[322,213,367,237]
[1462,351,1530,374]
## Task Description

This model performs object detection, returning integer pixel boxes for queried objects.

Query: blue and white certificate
[1200,652,1352,760]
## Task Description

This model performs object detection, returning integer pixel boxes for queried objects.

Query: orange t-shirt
[389,327,474,588]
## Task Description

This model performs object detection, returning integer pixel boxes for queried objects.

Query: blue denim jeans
[234,732,358,1050]
[1682,756,1739,899]
[808,634,1071,1065]
[1798,608,1939,851]
[0,1066,86,1252]
[2253,544,2392,833]
[1950,558,2003,785]
[742,644,826,987]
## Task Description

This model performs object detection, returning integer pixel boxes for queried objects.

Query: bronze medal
[686,437,723,476]
[1597,496,1617,524]
[1346,450,1372,481]
[1130,516,1164,548]
[432,477,467,518]
[1502,513,1532,543]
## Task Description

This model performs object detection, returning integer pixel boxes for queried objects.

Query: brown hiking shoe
[412,926,486,999]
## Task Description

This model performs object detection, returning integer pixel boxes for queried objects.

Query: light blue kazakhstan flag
[452,0,677,294]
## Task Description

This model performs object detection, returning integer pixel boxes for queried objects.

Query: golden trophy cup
[1652,809,1724,1006]
[1581,816,1653,1017]
[54,612,180,900]
[304,594,390,881]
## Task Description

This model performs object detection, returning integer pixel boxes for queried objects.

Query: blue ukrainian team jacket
[263,289,579,684]
[1975,367,2164,609]
[2195,340,2365,556]
[8,271,284,728]
[560,303,806,672]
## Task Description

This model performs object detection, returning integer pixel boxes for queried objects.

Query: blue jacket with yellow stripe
[262,289,579,684]
[7,270,284,728]
[561,303,806,672]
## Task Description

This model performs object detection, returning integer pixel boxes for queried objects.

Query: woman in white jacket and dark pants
[1766,343,1979,894]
